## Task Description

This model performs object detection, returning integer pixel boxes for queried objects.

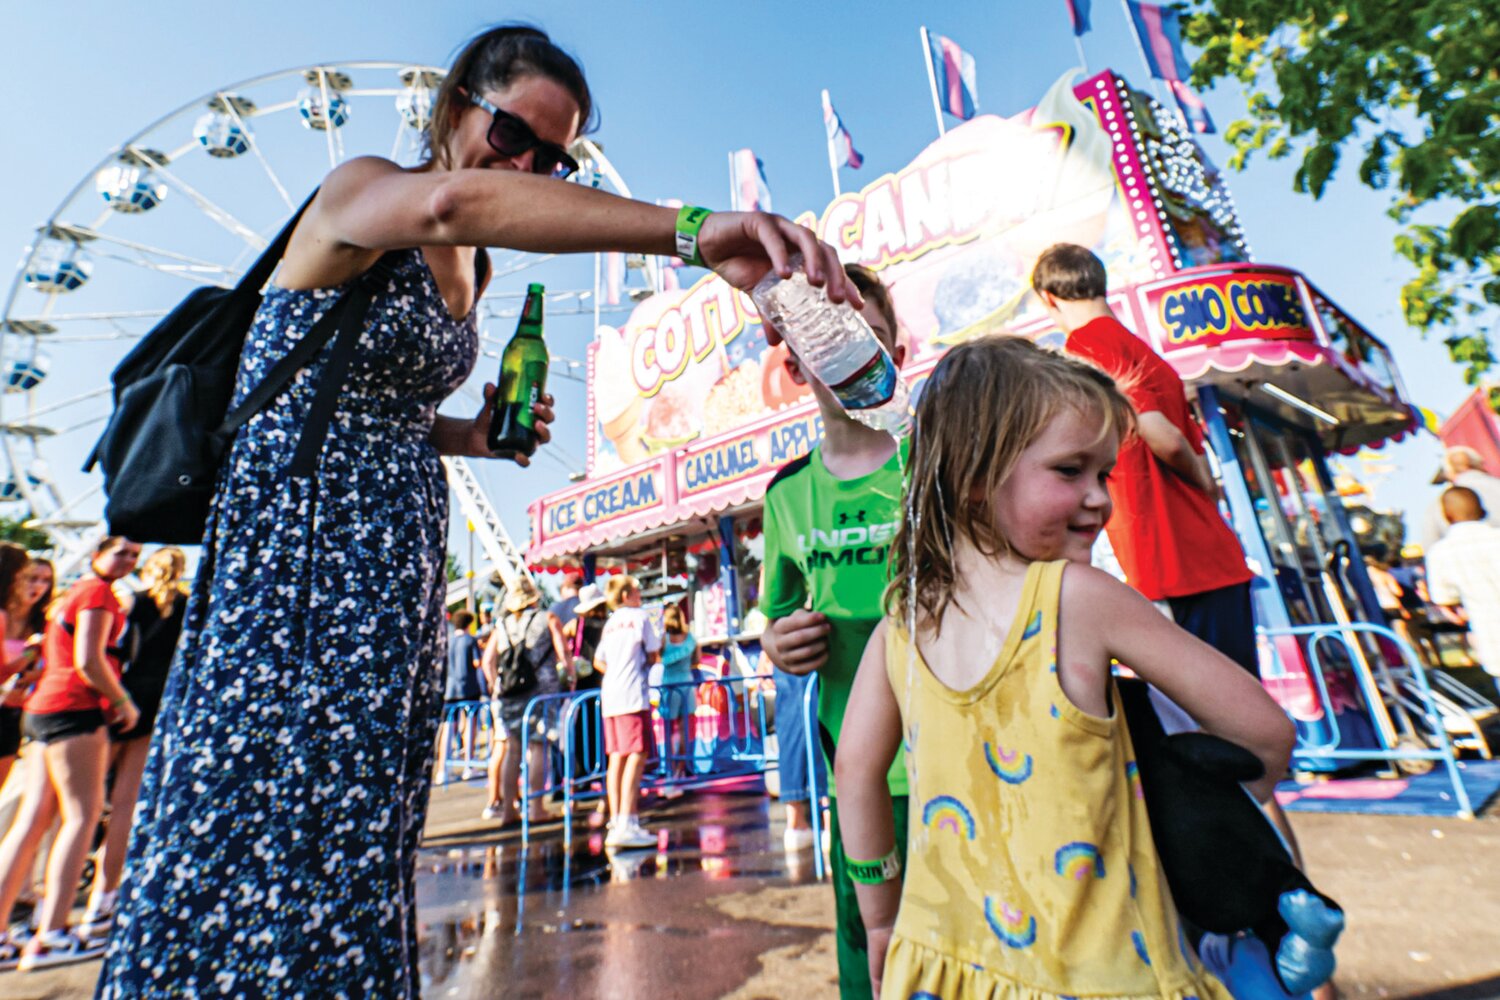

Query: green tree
[445,551,465,584]
[1181,2,1500,383]
[0,516,53,552]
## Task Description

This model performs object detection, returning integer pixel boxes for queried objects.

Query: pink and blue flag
[821,90,863,169]
[1064,0,1092,36]
[926,31,978,120]
[1125,0,1191,82]
[729,148,772,213]
[1167,80,1216,134]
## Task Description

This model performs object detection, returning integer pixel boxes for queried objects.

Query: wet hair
[426,24,596,169]
[1031,243,1109,302]
[845,264,900,351]
[23,559,53,635]
[885,336,1135,632]
[140,547,186,616]
[605,574,640,610]
[663,604,687,635]
[451,609,476,631]
[0,543,28,624]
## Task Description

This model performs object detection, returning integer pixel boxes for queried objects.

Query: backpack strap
[237,190,320,296]
[216,252,401,479]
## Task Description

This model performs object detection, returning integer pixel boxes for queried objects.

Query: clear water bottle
[750,256,911,436]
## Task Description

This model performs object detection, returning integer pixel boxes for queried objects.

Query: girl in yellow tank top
[834,337,1295,999]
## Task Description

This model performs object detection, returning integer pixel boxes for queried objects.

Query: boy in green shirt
[760,263,908,1000]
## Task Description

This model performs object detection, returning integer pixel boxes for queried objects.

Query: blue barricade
[1259,621,1475,817]
[513,674,779,847]
[434,699,494,784]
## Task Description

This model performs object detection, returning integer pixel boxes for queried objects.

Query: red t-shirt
[25,577,126,715]
[1065,316,1252,601]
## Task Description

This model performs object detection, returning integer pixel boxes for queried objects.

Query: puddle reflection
[415,791,816,994]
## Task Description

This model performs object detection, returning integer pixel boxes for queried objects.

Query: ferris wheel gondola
[1,61,646,575]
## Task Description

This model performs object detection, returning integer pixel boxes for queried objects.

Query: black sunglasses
[464,91,579,179]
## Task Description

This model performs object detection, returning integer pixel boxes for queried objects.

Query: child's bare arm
[1063,565,1296,800]
[835,621,904,968]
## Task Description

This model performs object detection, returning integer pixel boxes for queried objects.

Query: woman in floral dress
[97,23,858,998]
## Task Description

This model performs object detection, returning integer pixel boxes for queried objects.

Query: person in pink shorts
[594,575,662,849]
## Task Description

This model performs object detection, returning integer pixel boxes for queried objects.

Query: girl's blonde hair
[885,336,1135,632]
[140,547,187,616]
[662,604,687,635]
[604,574,640,610]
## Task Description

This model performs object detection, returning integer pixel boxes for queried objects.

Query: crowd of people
[0,539,188,970]
[0,17,1492,1000]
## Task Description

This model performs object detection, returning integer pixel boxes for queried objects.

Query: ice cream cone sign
[593,325,647,466]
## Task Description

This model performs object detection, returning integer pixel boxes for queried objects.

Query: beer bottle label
[513,360,548,430]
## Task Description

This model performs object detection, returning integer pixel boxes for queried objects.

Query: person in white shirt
[1425,486,1500,691]
[594,575,662,849]
[1420,447,1500,548]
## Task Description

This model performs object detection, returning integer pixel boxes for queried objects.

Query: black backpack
[496,611,540,697]
[83,191,396,545]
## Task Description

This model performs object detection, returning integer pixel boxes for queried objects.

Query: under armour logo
[837,509,868,526]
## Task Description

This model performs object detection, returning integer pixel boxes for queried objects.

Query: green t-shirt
[761,440,908,797]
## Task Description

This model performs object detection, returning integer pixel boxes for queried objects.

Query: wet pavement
[5,776,1500,998]
[415,778,831,1000]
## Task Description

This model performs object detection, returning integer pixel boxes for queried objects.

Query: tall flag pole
[1118,0,1171,103]
[923,28,979,129]
[823,92,842,199]
[917,26,947,136]
[1122,0,1217,133]
[728,148,772,213]
[821,89,863,199]
[1065,0,1092,72]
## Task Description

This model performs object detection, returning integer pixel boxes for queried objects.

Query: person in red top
[1032,244,1256,671]
[1031,245,1326,972]
[0,535,140,970]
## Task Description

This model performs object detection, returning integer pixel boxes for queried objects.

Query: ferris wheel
[1,61,649,576]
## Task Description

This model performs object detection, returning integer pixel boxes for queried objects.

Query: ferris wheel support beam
[129,149,266,250]
[218,92,296,210]
[441,457,532,592]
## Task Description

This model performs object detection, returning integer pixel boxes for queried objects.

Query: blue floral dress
[97,248,478,999]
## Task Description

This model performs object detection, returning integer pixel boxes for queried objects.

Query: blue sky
[0,0,1470,562]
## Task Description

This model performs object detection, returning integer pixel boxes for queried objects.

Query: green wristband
[845,847,901,885]
[674,205,712,268]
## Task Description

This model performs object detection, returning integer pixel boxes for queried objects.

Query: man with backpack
[480,579,565,825]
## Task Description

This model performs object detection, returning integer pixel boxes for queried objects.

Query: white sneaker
[78,890,117,939]
[783,826,816,852]
[660,785,685,800]
[17,929,105,971]
[480,803,504,821]
[605,818,656,850]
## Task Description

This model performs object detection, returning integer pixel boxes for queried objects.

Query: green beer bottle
[487,282,549,458]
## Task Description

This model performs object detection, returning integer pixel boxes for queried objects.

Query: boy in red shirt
[1031,244,1256,669]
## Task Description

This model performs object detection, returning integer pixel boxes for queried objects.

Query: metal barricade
[513,674,776,847]
[517,691,588,844]
[1259,621,1475,818]
[434,699,494,784]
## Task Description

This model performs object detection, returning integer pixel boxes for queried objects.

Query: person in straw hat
[481,577,567,824]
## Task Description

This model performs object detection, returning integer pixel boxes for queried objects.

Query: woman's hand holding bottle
[696,211,862,345]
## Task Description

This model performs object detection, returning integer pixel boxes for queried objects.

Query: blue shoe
[1275,889,1344,994]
